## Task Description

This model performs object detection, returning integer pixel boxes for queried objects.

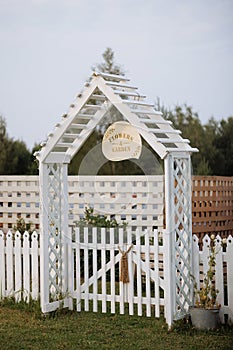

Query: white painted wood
[61,163,69,299]
[95,71,129,81]
[0,174,165,233]
[39,162,49,312]
[192,235,200,291]
[37,80,99,163]
[144,230,151,317]
[118,228,124,315]
[0,231,5,298]
[92,227,98,312]
[44,153,71,164]
[101,227,107,313]
[163,155,173,327]
[83,227,89,311]
[75,228,81,311]
[31,231,39,301]
[133,109,162,116]
[148,129,181,135]
[6,231,13,296]
[202,235,210,275]
[15,231,22,301]
[105,81,138,89]
[1,229,233,324]
[226,235,233,323]
[23,231,30,301]
[135,229,142,316]
[215,235,224,316]
[67,227,73,310]
[156,138,190,144]
[67,101,112,160]
[154,229,160,317]
[127,228,134,316]
[109,228,115,314]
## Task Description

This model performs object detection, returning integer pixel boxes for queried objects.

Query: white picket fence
[192,234,233,324]
[0,229,232,324]
[0,230,39,301]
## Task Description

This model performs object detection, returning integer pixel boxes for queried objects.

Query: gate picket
[73,227,165,318]
[135,229,142,316]
[127,228,134,316]
[15,231,22,301]
[101,227,107,313]
[109,228,115,314]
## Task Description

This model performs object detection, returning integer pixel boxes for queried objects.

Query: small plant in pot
[190,234,222,330]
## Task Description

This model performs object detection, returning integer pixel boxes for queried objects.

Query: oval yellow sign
[102,121,142,161]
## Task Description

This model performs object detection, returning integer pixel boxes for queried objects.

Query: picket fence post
[226,235,233,321]
[6,231,13,296]
[15,231,22,301]
[0,231,5,298]
[31,231,39,300]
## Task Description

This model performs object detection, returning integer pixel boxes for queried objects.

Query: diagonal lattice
[172,157,192,317]
[47,163,64,298]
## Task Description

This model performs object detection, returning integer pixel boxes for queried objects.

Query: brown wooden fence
[192,176,233,241]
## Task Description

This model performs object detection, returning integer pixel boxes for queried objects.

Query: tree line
[1,48,232,176]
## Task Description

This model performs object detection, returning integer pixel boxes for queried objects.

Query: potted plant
[190,234,222,330]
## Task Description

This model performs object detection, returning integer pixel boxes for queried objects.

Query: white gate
[70,227,165,317]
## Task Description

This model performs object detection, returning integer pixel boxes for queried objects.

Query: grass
[0,299,233,350]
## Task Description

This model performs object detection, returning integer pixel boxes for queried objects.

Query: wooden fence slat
[75,228,81,312]
[31,231,39,301]
[6,231,13,296]
[226,235,233,323]
[119,228,124,315]
[92,227,98,312]
[67,227,73,310]
[83,227,89,311]
[135,229,142,316]
[0,231,5,298]
[145,230,151,317]
[202,235,210,276]
[101,227,107,313]
[192,235,200,292]
[215,235,224,322]
[23,231,30,301]
[154,229,160,317]
[110,227,115,314]
[15,231,22,301]
[127,228,134,316]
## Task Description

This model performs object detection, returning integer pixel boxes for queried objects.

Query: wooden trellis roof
[36,72,198,163]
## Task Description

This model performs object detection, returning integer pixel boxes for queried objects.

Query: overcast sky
[1,0,233,150]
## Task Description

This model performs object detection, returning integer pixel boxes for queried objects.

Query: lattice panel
[68,175,164,232]
[47,163,64,297]
[192,176,233,241]
[173,156,192,318]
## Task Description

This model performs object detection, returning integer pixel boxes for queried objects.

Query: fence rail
[0,229,232,324]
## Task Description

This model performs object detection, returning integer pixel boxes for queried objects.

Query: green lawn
[0,302,232,350]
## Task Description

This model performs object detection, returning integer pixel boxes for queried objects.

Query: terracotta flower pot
[190,307,220,330]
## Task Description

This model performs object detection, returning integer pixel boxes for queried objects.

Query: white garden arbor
[36,71,198,326]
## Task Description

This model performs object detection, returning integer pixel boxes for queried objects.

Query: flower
[222,238,227,246]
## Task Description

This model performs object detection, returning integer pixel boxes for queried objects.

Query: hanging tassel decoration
[118,245,133,283]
